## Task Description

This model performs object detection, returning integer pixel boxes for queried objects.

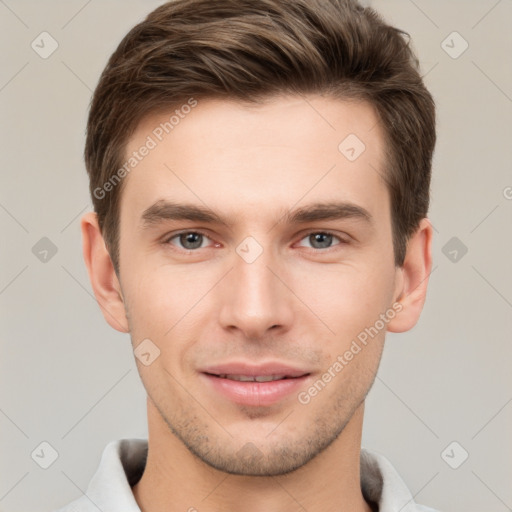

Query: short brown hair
[85,0,436,273]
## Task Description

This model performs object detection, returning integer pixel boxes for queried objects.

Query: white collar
[56,439,438,512]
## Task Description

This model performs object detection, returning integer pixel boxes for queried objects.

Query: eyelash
[163,230,348,252]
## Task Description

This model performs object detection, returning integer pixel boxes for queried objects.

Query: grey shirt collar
[55,439,439,512]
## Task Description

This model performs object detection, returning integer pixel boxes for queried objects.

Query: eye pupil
[310,233,333,249]
[180,232,203,249]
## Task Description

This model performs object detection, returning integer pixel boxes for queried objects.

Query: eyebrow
[284,202,372,225]
[139,199,372,230]
[140,200,231,229]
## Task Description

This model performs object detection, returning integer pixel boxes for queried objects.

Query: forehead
[120,95,388,226]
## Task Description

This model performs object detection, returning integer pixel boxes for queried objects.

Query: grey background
[1,1,511,511]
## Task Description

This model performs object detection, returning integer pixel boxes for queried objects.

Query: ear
[81,212,129,333]
[387,218,433,333]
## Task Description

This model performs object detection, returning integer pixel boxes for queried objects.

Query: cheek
[123,264,215,347]
[290,261,395,342]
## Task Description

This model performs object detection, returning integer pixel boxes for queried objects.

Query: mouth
[206,373,302,382]
[200,363,311,407]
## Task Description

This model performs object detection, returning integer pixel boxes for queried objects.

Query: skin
[82,95,432,512]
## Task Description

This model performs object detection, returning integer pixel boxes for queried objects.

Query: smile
[200,364,312,407]
[211,374,291,382]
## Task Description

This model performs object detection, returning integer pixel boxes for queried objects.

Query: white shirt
[55,439,440,512]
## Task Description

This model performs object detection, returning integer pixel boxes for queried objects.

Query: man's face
[117,95,402,475]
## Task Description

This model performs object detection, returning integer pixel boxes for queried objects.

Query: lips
[201,362,309,379]
[215,374,289,382]
[200,362,311,407]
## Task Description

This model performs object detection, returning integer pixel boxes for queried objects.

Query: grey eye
[307,233,335,249]
[175,232,206,250]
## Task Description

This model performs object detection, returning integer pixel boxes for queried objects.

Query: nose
[218,245,295,340]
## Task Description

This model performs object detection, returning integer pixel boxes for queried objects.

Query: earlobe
[387,218,433,333]
[81,212,130,333]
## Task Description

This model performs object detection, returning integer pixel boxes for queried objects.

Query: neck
[133,400,371,512]
[133,399,372,512]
